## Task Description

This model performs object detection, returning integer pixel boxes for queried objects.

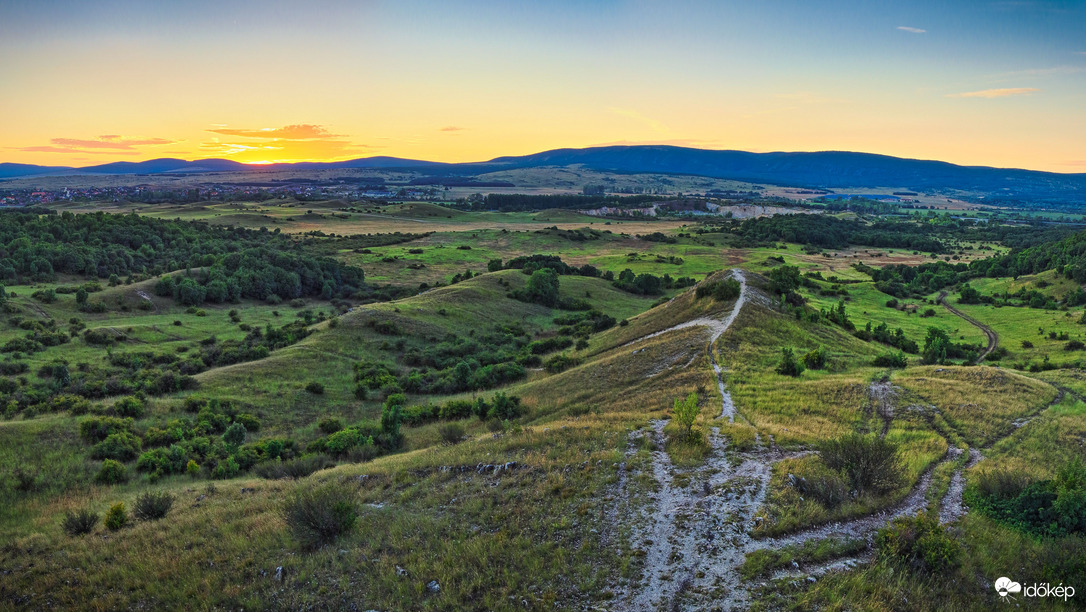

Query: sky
[1,0,1084,172]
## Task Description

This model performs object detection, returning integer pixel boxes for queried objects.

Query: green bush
[110,396,145,418]
[91,432,142,461]
[318,417,343,434]
[254,455,327,480]
[793,461,849,508]
[672,391,700,440]
[212,456,240,479]
[775,347,805,377]
[62,509,99,536]
[104,502,128,531]
[439,399,473,420]
[438,423,465,445]
[95,459,128,484]
[818,433,903,495]
[304,381,325,395]
[282,482,359,549]
[873,352,909,368]
[133,491,173,521]
[876,511,960,573]
[801,346,827,370]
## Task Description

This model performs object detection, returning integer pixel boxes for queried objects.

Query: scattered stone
[426,580,441,593]
[274,566,283,582]
[396,565,409,577]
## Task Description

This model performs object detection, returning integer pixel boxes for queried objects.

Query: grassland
[3,202,1085,610]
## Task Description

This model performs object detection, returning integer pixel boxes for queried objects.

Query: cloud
[947,87,1040,98]
[198,136,372,162]
[206,124,340,139]
[439,126,464,132]
[589,138,724,149]
[49,137,174,150]
[608,108,672,135]
[897,26,926,34]
[12,145,140,155]
[12,135,174,155]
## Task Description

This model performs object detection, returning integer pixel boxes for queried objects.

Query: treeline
[735,215,946,252]
[468,194,664,212]
[0,208,365,303]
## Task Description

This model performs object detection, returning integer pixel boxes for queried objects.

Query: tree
[922,327,950,364]
[222,422,247,447]
[776,347,805,377]
[525,268,560,307]
[75,287,88,306]
[672,392,700,440]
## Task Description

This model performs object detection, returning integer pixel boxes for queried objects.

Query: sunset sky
[1,0,1084,171]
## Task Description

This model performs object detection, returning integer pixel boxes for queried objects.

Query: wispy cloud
[947,87,1040,98]
[49,137,173,150]
[206,124,340,139]
[439,126,464,132]
[897,26,926,34]
[12,135,174,155]
[12,145,140,155]
[608,108,672,135]
[589,138,724,149]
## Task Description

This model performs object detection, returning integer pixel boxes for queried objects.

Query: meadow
[1,200,1084,610]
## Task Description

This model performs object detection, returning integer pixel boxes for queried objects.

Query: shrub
[212,456,240,479]
[695,278,741,301]
[104,502,128,531]
[438,423,465,445]
[819,433,904,495]
[62,509,99,536]
[282,482,359,549]
[672,391,700,440]
[439,399,473,420]
[110,396,145,418]
[133,491,173,521]
[775,347,804,377]
[793,462,849,508]
[91,432,142,461]
[876,511,960,573]
[186,459,201,478]
[318,417,343,434]
[95,459,128,484]
[1066,340,1085,351]
[1021,340,1034,349]
[488,392,522,421]
[222,422,247,447]
[255,455,327,480]
[873,352,909,368]
[802,346,827,370]
[305,381,325,394]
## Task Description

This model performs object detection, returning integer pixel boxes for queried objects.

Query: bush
[62,509,99,536]
[793,462,849,508]
[305,381,325,394]
[318,417,343,434]
[95,459,128,484]
[255,455,327,480]
[282,482,359,549]
[91,432,142,461]
[438,423,465,445]
[133,491,173,521]
[672,391,700,440]
[104,502,128,531]
[695,278,741,301]
[818,433,904,495]
[876,511,960,573]
[439,399,473,420]
[873,352,909,368]
[1066,340,1085,351]
[775,347,804,377]
[802,346,827,370]
[110,396,145,418]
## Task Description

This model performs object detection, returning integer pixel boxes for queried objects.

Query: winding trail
[938,290,998,363]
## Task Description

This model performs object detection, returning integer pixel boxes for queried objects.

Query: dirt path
[622,422,802,611]
[938,290,998,363]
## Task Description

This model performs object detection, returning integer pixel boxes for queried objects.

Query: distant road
[938,290,998,363]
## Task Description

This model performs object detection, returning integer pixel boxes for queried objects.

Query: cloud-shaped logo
[995,577,1022,599]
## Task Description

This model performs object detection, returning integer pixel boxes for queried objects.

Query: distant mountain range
[3,146,1085,202]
